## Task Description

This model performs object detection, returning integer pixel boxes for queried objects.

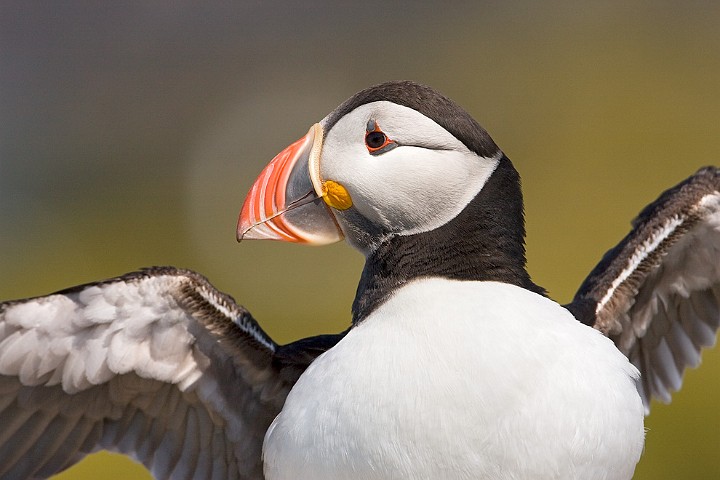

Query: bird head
[237,81,503,254]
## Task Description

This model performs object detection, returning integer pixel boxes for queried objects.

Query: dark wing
[0,266,344,479]
[566,167,720,413]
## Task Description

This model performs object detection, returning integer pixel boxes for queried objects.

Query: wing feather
[0,266,345,479]
[567,167,720,412]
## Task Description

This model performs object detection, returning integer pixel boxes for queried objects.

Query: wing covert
[567,167,720,412]
[0,266,342,479]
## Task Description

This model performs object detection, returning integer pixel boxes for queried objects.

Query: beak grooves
[237,124,344,245]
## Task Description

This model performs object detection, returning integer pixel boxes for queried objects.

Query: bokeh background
[1,1,719,479]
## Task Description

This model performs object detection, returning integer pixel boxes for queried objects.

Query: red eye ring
[365,120,397,154]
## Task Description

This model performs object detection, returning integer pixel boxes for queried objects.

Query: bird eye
[365,120,397,155]
[366,131,387,150]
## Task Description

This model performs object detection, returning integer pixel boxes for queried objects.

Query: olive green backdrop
[1,1,719,479]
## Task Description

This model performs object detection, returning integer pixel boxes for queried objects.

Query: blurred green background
[1,1,719,479]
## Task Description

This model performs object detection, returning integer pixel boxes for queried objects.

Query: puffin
[0,81,718,480]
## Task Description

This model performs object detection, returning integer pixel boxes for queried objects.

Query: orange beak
[237,124,344,245]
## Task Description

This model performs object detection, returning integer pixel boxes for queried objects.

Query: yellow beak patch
[322,180,353,210]
[306,122,352,211]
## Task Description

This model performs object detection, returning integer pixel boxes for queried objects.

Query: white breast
[263,279,645,480]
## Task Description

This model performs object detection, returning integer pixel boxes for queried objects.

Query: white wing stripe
[596,215,684,315]
[189,282,276,353]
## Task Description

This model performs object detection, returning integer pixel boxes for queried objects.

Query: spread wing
[566,167,720,413]
[0,266,344,479]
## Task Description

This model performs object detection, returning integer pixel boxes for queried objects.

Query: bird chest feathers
[263,279,645,480]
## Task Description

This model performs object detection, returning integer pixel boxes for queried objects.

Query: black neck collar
[351,155,545,324]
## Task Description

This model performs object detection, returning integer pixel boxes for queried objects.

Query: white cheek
[319,100,501,235]
[323,143,500,234]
